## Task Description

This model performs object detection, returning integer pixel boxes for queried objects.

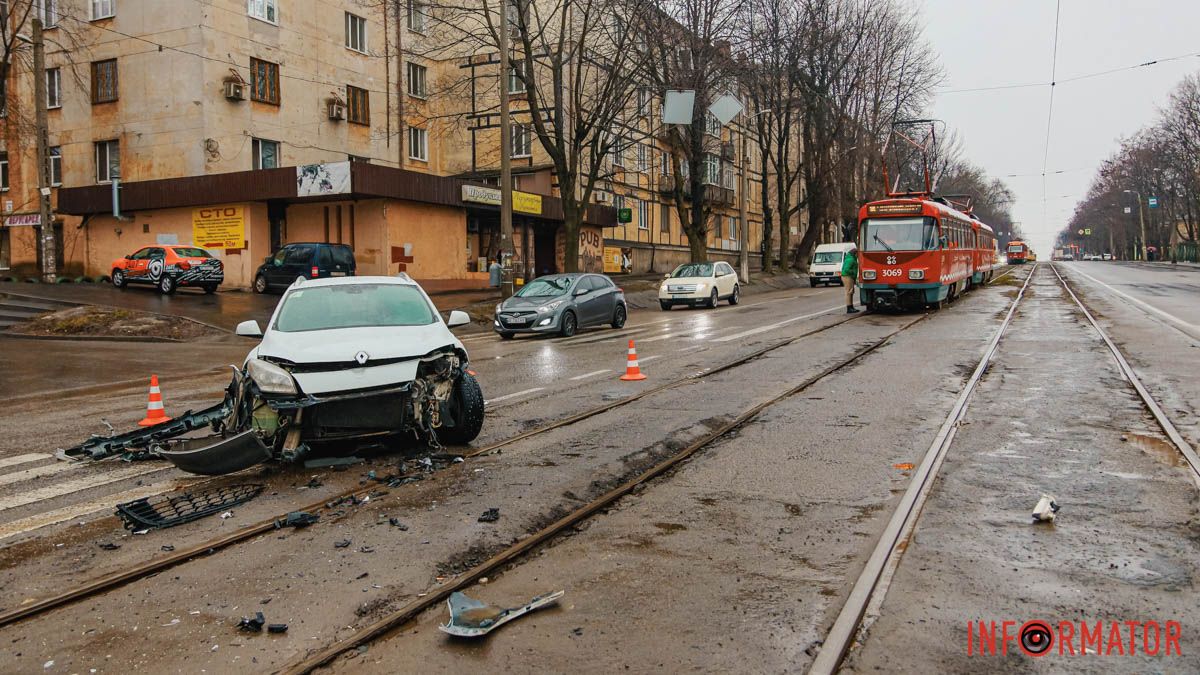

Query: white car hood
[257,323,461,364]
[664,276,713,285]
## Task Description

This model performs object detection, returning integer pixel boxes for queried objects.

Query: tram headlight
[908,269,925,280]
[861,269,877,280]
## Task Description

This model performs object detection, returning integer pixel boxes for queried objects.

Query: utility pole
[32,18,55,283]
[738,126,749,284]
[497,0,515,299]
[1124,190,1147,261]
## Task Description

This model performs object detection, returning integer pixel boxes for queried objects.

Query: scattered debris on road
[304,456,364,470]
[334,539,352,549]
[440,590,566,637]
[97,542,121,550]
[115,484,264,531]
[478,507,500,523]
[238,612,266,632]
[1032,494,1060,523]
[268,623,289,634]
[276,511,320,529]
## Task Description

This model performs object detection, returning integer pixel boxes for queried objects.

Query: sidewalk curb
[6,366,233,405]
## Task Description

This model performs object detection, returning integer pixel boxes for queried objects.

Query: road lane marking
[0,465,171,514]
[713,306,842,342]
[0,479,203,542]
[0,461,81,488]
[638,355,663,363]
[569,369,611,381]
[484,387,544,405]
[1067,266,1200,338]
[0,453,52,470]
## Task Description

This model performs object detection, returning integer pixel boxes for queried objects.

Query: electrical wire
[1041,0,1062,236]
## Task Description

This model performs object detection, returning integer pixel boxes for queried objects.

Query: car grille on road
[667,284,697,293]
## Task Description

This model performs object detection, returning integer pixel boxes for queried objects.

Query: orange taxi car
[111,245,224,295]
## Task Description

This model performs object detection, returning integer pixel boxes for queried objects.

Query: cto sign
[192,206,245,249]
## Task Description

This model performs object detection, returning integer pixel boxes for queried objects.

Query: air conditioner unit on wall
[328,102,346,120]
[595,192,610,203]
[224,81,244,101]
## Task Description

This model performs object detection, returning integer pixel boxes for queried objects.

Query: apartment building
[1,0,615,286]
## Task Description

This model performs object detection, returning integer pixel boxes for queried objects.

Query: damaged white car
[64,276,485,475]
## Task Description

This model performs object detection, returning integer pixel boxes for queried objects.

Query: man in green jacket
[841,245,860,313]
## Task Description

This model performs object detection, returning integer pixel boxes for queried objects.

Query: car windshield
[813,251,843,264]
[172,247,211,258]
[274,284,435,332]
[515,278,571,297]
[672,263,714,278]
[862,217,939,252]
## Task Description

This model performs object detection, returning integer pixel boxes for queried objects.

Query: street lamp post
[1123,190,1147,261]
[497,0,515,298]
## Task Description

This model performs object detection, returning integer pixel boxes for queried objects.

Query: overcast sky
[916,0,1200,255]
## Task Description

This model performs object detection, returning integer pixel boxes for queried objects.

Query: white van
[808,242,856,287]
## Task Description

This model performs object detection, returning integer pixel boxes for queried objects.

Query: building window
[345,12,367,53]
[613,194,625,211]
[705,112,721,137]
[660,150,671,176]
[50,146,62,186]
[90,0,113,20]
[38,0,58,26]
[609,133,622,166]
[636,88,650,113]
[0,152,8,190]
[91,59,118,104]
[252,138,279,169]
[408,126,428,161]
[346,85,369,125]
[511,123,531,158]
[406,62,427,98]
[702,153,720,185]
[248,0,276,24]
[660,202,670,233]
[638,199,649,230]
[95,139,119,183]
[508,62,526,94]
[46,68,61,108]
[250,58,280,104]
[407,0,425,32]
[637,143,649,172]
[728,215,738,239]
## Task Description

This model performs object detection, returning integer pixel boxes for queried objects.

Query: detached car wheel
[438,372,485,445]
[157,275,176,295]
[111,269,127,289]
[611,304,627,329]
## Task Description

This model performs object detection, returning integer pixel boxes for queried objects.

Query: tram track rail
[0,308,867,630]
[808,263,1199,674]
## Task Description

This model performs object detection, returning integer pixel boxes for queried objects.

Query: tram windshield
[861,217,939,252]
[1007,244,1024,253]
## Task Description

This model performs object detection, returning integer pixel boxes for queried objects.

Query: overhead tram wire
[934,50,1200,95]
[1041,0,1063,236]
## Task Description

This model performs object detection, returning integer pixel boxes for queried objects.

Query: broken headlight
[247,358,298,395]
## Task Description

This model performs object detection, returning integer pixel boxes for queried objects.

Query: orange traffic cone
[137,375,172,426]
[620,340,648,381]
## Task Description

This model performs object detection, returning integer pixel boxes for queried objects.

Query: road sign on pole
[1084,228,1092,235]
[1123,207,1132,214]
[1148,196,1159,209]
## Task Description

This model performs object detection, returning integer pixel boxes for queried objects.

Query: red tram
[1005,240,1030,264]
[857,197,999,311]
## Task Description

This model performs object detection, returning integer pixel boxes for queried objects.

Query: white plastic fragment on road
[1032,494,1060,523]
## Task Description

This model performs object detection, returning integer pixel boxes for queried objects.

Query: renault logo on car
[354,351,369,365]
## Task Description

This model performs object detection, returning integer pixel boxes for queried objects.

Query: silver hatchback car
[494,273,627,338]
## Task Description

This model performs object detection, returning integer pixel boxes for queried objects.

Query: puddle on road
[1126,433,1185,467]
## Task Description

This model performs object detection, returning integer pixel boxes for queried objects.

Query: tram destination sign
[867,203,924,216]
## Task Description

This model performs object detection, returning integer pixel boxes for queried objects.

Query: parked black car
[253,243,356,293]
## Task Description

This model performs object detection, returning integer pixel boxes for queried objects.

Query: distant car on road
[658,261,740,309]
[494,273,627,338]
[111,245,224,295]
[254,243,356,294]
[1103,253,1113,260]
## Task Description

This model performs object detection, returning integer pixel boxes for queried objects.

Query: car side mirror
[573,287,587,296]
[125,254,133,260]
[235,320,263,338]
[447,310,471,329]
[663,273,671,279]
[940,236,948,246]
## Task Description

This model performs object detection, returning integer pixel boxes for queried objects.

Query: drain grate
[116,484,265,531]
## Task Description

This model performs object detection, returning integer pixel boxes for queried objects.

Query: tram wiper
[873,233,894,252]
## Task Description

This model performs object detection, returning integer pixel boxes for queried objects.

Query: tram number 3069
[881,268,903,278]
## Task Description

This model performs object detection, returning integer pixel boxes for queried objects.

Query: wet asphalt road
[1,263,1199,672]
[1056,261,1200,339]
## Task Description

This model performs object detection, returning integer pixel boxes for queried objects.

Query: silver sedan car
[494,273,627,339]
